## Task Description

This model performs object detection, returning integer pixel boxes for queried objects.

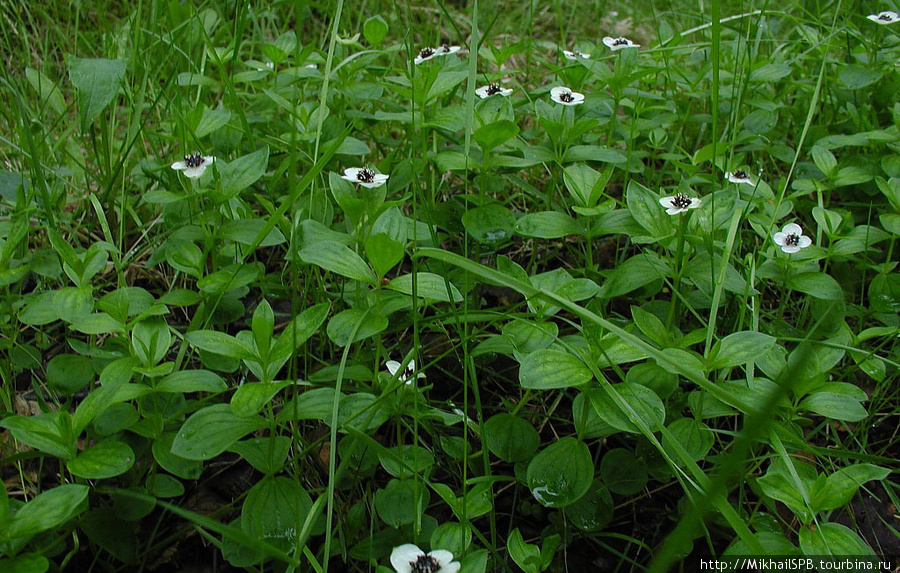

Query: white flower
[602,36,640,51]
[171,153,215,179]
[341,167,389,188]
[773,223,812,253]
[305,63,318,69]
[475,83,513,98]
[867,11,900,24]
[550,86,585,106]
[658,193,701,215]
[435,44,462,57]
[390,544,460,573]
[725,170,753,185]
[414,47,439,65]
[563,49,590,60]
[385,359,425,385]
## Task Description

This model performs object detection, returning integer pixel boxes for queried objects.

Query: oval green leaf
[526,437,593,508]
[67,440,135,479]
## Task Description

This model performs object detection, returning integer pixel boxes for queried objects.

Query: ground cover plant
[1,0,899,571]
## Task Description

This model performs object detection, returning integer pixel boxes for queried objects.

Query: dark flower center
[879,13,893,21]
[733,170,748,179]
[613,38,629,46]
[486,83,502,95]
[357,168,376,183]
[784,233,800,246]
[184,153,205,168]
[558,91,574,103]
[410,555,441,573]
[671,193,691,208]
[419,47,435,59]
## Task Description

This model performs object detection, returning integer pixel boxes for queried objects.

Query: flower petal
[773,232,786,246]
[550,86,570,98]
[391,544,424,573]
[782,223,802,236]
[386,361,402,376]
[781,244,800,253]
[343,168,361,179]
[171,161,187,170]
[602,37,617,48]
[429,550,455,567]
[797,236,812,248]
[475,86,491,98]
[659,196,675,207]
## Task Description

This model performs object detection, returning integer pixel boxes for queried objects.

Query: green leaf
[326,309,388,346]
[298,241,375,284]
[798,391,867,422]
[838,65,882,90]
[811,146,837,178]
[483,414,540,462]
[787,272,844,301]
[270,303,330,361]
[626,180,671,241]
[218,219,285,247]
[156,369,228,393]
[563,163,601,207]
[502,320,558,353]
[229,437,292,475]
[461,204,516,243]
[812,464,890,513]
[220,148,269,198]
[430,522,472,557]
[46,354,93,395]
[363,15,389,46]
[565,479,613,531]
[66,440,135,479]
[507,528,541,573]
[73,383,149,434]
[231,382,290,417]
[474,120,519,153]
[708,331,777,370]
[6,484,89,540]
[67,57,126,128]
[426,71,467,102]
[378,444,435,479]
[185,330,256,361]
[597,252,669,298]
[588,383,666,433]
[241,476,316,549]
[600,448,647,495]
[374,479,428,528]
[152,433,203,479]
[662,418,714,463]
[197,263,261,295]
[0,412,75,459]
[526,437,593,508]
[757,459,816,523]
[0,554,50,573]
[515,211,583,238]
[195,107,231,138]
[798,523,875,559]
[25,67,65,114]
[171,404,267,460]
[365,233,404,277]
[385,272,463,303]
[79,509,137,564]
[132,317,172,367]
[519,348,593,389]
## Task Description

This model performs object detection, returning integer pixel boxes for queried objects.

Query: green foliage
[1,0,897,570]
